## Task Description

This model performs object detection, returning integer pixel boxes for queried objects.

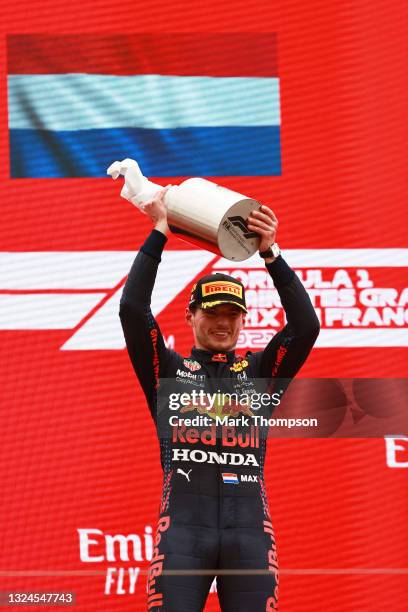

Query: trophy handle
[107,159,162,208]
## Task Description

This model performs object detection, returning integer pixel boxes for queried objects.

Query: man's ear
[241,314,246,329]
[185,307,194,327]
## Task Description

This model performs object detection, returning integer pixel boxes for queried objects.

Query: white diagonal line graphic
[61,251,215,350]
[316,328,408,347]
[0,294,105,330]
[213,249,408,268]
[0,252,136,288]
[0,249,406,348]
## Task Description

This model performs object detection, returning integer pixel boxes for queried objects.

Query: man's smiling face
[186,303,245,352]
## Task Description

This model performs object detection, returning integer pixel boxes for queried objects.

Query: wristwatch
[259,243,281,259]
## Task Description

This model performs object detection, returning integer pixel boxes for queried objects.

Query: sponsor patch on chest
[183,359,202,371]
[230,357,249,372]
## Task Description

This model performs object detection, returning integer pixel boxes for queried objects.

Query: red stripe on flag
[7,33,278,77]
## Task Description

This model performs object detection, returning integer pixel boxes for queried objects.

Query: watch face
[271,243,280,257]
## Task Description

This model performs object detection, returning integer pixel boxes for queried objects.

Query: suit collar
[191,346,236,364]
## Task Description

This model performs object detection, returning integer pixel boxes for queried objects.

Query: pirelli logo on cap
[202,281,243,299]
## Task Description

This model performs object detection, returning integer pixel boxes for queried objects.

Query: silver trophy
[107,159,261,261]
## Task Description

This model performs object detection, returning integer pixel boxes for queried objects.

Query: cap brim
[199,299,247,313]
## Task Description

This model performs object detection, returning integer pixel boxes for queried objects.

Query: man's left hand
[247,205,278,252]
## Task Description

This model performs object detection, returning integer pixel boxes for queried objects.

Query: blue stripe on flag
[10,127,281,178]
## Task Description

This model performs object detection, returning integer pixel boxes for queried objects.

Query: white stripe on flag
[8,74,280,131]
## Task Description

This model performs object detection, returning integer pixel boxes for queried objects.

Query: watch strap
[259,243,280,259]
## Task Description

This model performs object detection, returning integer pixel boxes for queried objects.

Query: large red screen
[1,1,407,610]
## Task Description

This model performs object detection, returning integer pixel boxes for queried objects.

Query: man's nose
[214,315,230,326]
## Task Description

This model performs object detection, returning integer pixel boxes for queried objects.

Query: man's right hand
[142,185,172,235]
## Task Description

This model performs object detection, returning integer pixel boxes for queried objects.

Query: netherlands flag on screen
[7,34,281,178]
[222,473,239,485]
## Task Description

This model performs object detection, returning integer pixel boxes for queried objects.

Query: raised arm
[246,206,320,378]
[258,258,320,378]
[119,188,172,412]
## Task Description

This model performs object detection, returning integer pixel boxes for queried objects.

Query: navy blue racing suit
[119,230,320,611]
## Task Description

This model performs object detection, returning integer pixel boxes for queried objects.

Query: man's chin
[209,339,234,352]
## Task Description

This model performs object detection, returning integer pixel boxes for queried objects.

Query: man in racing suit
[119,188,320,611]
